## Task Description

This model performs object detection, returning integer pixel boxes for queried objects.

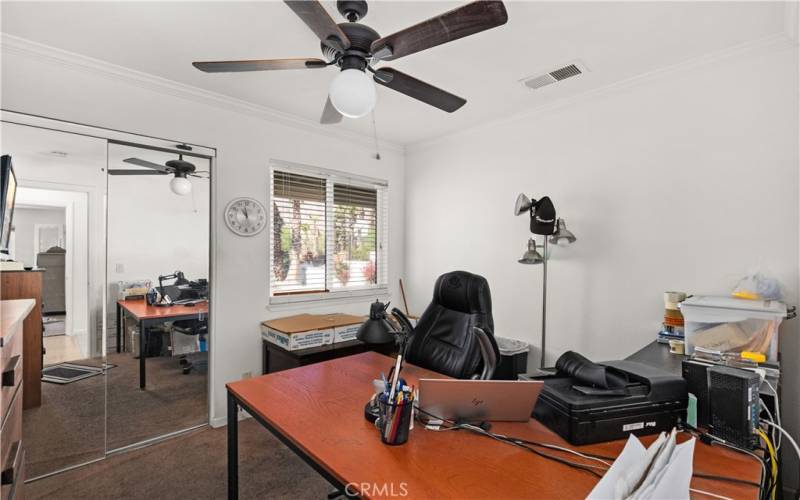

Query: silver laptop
[418,378,544,422]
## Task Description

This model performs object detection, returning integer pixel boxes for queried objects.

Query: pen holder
[376,394,413,446]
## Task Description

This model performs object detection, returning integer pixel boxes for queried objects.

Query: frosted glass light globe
[329,68,376,118]
[170,176,192,196]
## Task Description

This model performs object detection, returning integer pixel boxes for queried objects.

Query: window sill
[268,286,389,309]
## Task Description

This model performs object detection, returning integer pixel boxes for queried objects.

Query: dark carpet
[26,420,332,500]
[24,351,207,479]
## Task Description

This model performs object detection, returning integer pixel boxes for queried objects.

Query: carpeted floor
[24,351,207,479]
[25,419,332,500]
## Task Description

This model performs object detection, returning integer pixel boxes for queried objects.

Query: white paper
[587,431,695,500]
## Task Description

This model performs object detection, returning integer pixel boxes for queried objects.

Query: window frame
[268,160,389,307]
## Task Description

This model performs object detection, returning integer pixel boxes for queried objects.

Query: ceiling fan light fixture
[170,175,192,196]
[329,68,376,118]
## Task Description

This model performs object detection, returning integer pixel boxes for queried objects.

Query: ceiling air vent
[521,61,588,90]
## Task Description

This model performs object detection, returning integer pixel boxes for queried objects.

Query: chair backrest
[405,271,499,379]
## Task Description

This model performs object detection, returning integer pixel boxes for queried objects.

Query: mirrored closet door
[105,142,210,451]
[1,122,108,480]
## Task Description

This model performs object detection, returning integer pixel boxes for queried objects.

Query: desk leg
[139,319,146,389]
[116,303,122,354]
[228,391,239,500]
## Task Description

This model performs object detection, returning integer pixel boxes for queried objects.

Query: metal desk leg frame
[138,319,157,389]
[228,391,239,500]
[116,303,122,353]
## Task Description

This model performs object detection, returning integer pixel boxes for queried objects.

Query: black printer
[530,352,688,445]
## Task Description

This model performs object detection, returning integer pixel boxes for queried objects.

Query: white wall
[12,206,65,267]
[0,39,406,425]
[405,45,800,487]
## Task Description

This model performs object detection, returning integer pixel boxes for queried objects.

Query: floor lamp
[515,194,576,368]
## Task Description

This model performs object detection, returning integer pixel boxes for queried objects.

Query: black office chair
[404,271,499,380]
[171,319,208,374]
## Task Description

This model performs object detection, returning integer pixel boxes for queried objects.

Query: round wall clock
[225,197,267,236]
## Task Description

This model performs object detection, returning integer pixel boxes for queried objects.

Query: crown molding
[0,33,404,154]
[409,31,795,152]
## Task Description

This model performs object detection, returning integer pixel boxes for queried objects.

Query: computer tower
[682,359,712,428]
[707,366,760,449]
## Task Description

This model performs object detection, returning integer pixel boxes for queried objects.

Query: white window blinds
[270,165,388,298]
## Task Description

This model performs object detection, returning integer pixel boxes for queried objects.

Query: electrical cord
[762,379,782,451]
[415,408,606,478]
[416,407,765,494]
[704,433,768,500]
[761,420,800,500]
[757,429,778,500]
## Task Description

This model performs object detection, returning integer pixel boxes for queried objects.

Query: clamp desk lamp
[356,300,415,422]
[514,194,576,368]
[155,270,189,306]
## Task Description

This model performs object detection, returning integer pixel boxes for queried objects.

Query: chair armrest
[473,327,498,380]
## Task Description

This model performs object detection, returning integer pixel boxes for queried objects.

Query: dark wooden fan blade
[284,0,351,52]
[108,169,168,176]
[320,96,343,124]
[373,68,466,112]
[123,158,171,172]
[193,58,327,73]
[370,1,508,61]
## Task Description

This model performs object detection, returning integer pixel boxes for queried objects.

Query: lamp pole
[540,237,548,368]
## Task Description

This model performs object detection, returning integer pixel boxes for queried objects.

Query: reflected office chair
[171,319,208,374]
[404,271,499,380]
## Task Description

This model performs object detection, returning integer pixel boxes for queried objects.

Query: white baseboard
[209,410,251,429]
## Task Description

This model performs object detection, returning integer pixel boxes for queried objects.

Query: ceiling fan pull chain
[371,111,381,160]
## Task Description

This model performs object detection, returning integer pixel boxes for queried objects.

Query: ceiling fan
[108,156,209,196]
[192,0,508,122]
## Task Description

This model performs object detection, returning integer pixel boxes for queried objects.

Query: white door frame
[17,185,92,357]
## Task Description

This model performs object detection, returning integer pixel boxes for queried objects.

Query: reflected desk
[226,351,761,499]
[116,298,208,389]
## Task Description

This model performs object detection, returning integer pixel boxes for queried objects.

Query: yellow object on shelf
[741,351,766,363]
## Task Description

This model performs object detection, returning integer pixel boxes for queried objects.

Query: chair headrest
[433,271,492,316]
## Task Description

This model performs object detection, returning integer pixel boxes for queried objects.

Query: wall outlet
[241,371,252,379]
[115,263,125,273]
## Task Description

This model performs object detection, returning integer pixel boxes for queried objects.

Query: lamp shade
[550,218,576,247]
[329,68,376,118]
[356,300,396,344]
[514,193,533,216]
[170,176,192,196]
[518,238,544,265]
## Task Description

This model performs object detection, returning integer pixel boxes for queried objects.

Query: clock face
[225,198,267,236]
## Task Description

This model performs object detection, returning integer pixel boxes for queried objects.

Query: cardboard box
[261,313,366,351]
[334,323,361,343]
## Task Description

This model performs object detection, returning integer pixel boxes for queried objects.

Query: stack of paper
[588,429,695,500]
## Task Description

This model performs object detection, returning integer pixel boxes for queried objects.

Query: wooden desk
[226,352,761,499]
[1,269,44,409]
[116,298,208,389]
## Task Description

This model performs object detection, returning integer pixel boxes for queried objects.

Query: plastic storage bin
[680,296,786,362]
[494,337,530,380]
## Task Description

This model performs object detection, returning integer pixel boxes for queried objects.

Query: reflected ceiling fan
[193,0,508,123]
[108,156,209,196]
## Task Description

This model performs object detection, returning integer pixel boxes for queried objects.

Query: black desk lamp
[357,300,415,422]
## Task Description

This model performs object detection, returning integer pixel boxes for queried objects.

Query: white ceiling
[0,1,788,145]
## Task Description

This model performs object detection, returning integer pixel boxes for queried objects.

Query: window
[269,163,388,302]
